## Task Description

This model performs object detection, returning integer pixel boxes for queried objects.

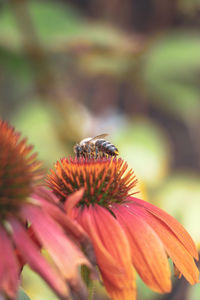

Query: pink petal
[34,195,96,267]
[0,225,20,298]
[21,204,90,296]
[112,204,171,293]
[32,186,60,204]
[8,217,70,300]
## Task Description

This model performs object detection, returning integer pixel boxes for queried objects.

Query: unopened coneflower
[48,156,199,300]
[0,120,95,300]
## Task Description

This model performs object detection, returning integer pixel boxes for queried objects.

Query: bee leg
[95,147,98,159]
[87,145,91,159]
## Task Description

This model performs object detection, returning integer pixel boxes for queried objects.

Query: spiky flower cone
[0,120,42,211]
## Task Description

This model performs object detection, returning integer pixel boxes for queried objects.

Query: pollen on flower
[47,157,138,208]
[0,120,42,217]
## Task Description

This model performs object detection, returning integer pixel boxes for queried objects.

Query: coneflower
[48,156,199,300]
[0,120,94,300]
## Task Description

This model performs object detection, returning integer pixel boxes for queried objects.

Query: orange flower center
[47,157,137,208]
[0,120,42,218]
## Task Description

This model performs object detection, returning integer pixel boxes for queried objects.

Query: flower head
[48,157,199,300]
[0,120,42,214]
[48,157,137,207]
[0,120,95,300]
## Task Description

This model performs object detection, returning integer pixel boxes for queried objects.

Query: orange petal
[76,204,136,300]
[130,204,199,285]
[112,204,171,293]
[130,197,198,260]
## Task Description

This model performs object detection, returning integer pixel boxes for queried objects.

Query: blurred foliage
[0,0,200,299]
[0,1,138,54]
[144,32,200,121]
[178,0,200,15]
[114,118,171,186]
[0,1,83,49]
[12,101,68,166]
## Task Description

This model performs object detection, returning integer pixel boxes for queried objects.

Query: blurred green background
[1,0,200,299]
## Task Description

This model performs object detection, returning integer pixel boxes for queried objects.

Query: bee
[74,134,119,159]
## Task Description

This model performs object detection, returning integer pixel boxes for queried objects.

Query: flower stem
[81,265,95,300]
[88,280,95,300]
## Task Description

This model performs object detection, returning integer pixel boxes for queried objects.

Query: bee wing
[90,133,109,141]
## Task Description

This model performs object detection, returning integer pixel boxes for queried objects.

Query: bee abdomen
[96,140,118,156]
[95,140,108,149]
[106,145,119,156]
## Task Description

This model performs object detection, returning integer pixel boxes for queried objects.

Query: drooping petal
[0,225,20,299]
[33,191,96,267]
[76,204,136,300]
[112,203,171,293]
[129,197,198,260]
[64,188,85,216]
[9,217,70,300]
[21,203,90,299]
[128,203,199,285]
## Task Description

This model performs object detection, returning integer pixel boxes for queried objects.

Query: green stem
[88,280,95,300]
[81,265,95,300]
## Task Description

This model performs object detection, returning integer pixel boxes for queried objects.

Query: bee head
[73,144,82,157]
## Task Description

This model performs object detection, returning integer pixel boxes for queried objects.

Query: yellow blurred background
[0,0,200,299]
